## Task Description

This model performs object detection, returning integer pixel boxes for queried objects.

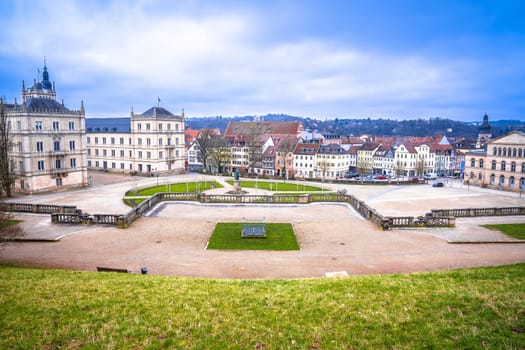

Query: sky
[0,0,524,121]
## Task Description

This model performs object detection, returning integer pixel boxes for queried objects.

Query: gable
[489,131,525,145]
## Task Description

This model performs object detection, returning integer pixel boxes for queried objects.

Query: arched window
[498,147,502,156]
[492,160,497,170]
[478,172,482,180]
[470,158,475,167]
[503,148,507,157]
[522,163,525,173]
[508,147,512,156]
[521,178,525,189]
[479,159,484,168]
[490,174,495,185]
[493,147,497,156]
[510,176,515,188]
[501,161,506,171]
[520,148,523,157]
[513,148,517,157]
[499,175,505,186]
[511,162,516,172]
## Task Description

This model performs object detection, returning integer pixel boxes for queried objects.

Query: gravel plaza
[1,172,525,278]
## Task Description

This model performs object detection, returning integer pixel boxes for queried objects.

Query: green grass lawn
[207,223,300,250]
[483,223,525,240]
[6,219,22,226]
[131,181,223,196]
[0,264,524,349]
[226,180,323,191]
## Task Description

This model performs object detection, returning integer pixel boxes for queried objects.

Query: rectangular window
[16,121,21,129]
[159,151,163,159]
[120,150,124,158]
[102,137,107,144]
[167,138,171,145]
[120,137,124,145]
[36,141,44,152]
[54,141,60,151]
[69,140,75,150]
[138,138,142,145]
[159,138,163,146]
[95,149,99,156]
[88,160,92,167]
[87,149,91,155]
[87,137,91,144]
[111,162,116,169]
[137,123,142,130]
[55,159,61,169]
[138,151,142,159]
[111,149,116,157]
[146,123,150,130]
[70,158,77,168]
[159,123,163,131]
[147,152,151,159]
[175,138,179,145]
[38,160,45,171]
[147,138,151,146]
[111,137,115,144]
[35,121,43,130]
[68,121,75,130]
[120,163,124,169]
[53,121,59,130]
[95,137,99,144]
[103,150,107,156]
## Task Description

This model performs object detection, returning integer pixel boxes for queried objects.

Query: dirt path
[2,203,524,279]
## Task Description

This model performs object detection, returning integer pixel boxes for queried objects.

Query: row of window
[492,146,525,158]
[471,158,525,173]
[136,122,179,131]
[34,121,76,131]
[36,158,77,171]
[87,136,178,146]
[88,149,180,159]
[32,140,76,152]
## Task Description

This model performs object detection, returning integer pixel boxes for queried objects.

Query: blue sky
[0,0,524,121]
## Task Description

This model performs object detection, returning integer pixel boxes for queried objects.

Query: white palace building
[85,107,186,175]
[5,64,88,193]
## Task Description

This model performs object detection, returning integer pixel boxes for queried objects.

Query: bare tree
[195,128,217,172]
[416,159,425,177]
[0,210,22,248]
[0,98,14,197]
[394,159,405,182]
[244,124,270,176]
[208,136,231,174]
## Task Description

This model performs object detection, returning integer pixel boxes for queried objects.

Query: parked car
[409,177,420,183]
[376,175,387,180]
[432,181,444,187]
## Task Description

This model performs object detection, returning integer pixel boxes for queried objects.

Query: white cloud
[1,0,474,118]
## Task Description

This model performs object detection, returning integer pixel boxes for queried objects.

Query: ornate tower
[477,114,492,149]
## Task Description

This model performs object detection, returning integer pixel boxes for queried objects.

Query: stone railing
[0,202,77,214]
[430,207,525,218]
[4,193,523,231]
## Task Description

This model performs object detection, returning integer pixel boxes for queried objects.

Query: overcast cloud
[0,0,524,120]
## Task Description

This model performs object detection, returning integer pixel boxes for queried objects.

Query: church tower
[477,114,492,149]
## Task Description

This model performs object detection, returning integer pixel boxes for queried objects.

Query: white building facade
[86,107,186,175]
[5,64,88,193]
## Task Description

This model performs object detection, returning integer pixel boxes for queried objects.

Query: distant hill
[187,115,525,138]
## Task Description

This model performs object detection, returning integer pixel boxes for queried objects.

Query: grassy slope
[1,265,524,349]
[207,223,299,250]
[226,180,323,191]
[484,223,525,240]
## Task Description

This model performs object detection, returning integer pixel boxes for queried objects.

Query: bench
[96,266,130,273]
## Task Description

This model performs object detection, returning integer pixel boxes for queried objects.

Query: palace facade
[5,64,88,193]
[86,107,186,175]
